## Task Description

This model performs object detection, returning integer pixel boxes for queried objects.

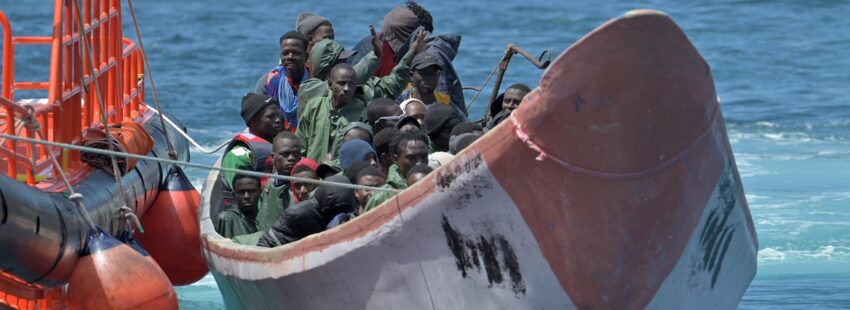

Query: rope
[509,105,720,180]
[466,58,501,110]
[20,105,97,232]
[0,132,401,194]
[143,104,230,154]
[126,0,177,160]
[72,0,139,234]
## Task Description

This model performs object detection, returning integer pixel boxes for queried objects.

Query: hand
[410,30,432,55]
[370,24,382,58]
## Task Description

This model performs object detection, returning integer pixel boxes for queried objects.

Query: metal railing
[0,0,147,185]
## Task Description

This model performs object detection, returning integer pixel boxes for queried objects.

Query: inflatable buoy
[118,231,158,266]
[137,166,208,285]
[67,227,177,309]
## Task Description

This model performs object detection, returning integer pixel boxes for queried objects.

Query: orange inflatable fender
[67,227,177,309]
[137,166,208,285]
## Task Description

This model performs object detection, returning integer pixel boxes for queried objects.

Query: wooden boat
[199,9,758,309]
[1,1,205,309]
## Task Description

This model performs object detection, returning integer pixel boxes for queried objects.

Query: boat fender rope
[119,206,144,234]
[510,112,549,162]
[21,105,41,131]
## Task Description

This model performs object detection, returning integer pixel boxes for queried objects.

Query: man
[424,103,462,152]
[362,129,429,213]
[257,175,357,247]
[367,98,403,133]
[297,38,381,112]
[256,131,302,232]
[295,12,335,53]
[354,166,386,210]
[255,31,310,132]
[338,139,378,172]
[487,83,532,129]
[297,32,427,161]
[397,53,449,109]
[216,174,261,238]
[330,122,373,160]
[372,127,398,177]
[220,93,281,206]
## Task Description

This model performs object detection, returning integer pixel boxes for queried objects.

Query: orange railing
[0,0,147,185]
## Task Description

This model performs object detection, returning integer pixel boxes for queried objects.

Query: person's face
[344,128,371,144]
[363,153,378,168]
[354,175,386,207]
[280,38,307,75]
[406,172,428,186]
[405,103,427,128]
[394,140,429,178]
[412,65,441,95]
[250,105,282,140]
[502,88,529,113]
[273,138,301,175]
[328,68,356,107]
[291,170,319,201]
[233,178,261,214]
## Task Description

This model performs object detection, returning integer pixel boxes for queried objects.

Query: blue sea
[3,0,849,308]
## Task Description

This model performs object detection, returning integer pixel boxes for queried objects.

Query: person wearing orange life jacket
[219,93,281,209]
[254,31,310,132]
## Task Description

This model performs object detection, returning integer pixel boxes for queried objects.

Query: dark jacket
[257,175,357,247]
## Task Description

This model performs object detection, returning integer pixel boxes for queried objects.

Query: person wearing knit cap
[424,103,462,152]
[295,12,334,54]
[338,139,378,172]
[297,32,429,162]
[220,93,281,199]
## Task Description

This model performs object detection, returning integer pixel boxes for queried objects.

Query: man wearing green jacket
[297,31,429,162]
[216,174,261,238]
[360,129,429,214]
[297,38,381,115]
[255,131,302,232]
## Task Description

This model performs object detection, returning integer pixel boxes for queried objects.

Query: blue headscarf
[267,66,309,128]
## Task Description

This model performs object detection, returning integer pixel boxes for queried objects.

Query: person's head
[272,131,301,175]
[395,116,422,132]
[401,99,427,128]
[410,53,442,97]
[310,39,356,80]
[278,31,308,78]
[502,83,531,113]
[449,132,481,155]
[339,139,378,172]
[344,127,373,144]
[241,93,282,141]
[424,104,462,152]
[290,158,319,202]
[405,164,433,186]
[328,63,356,108]
[296,12,334,53]
[232,174,261,216]
[314,175,358,220]
[392,129,430,178]
[343,160,372,184]
[380,1,433,53]
[450,122,483,137]
[373,127,399,175]
[367,98,403,132]
[354,166,386,207]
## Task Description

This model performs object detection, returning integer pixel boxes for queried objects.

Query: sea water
[2,0,849,308]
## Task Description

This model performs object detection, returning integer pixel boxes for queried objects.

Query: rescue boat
[1,1,206,309]
[199,10,758,309]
